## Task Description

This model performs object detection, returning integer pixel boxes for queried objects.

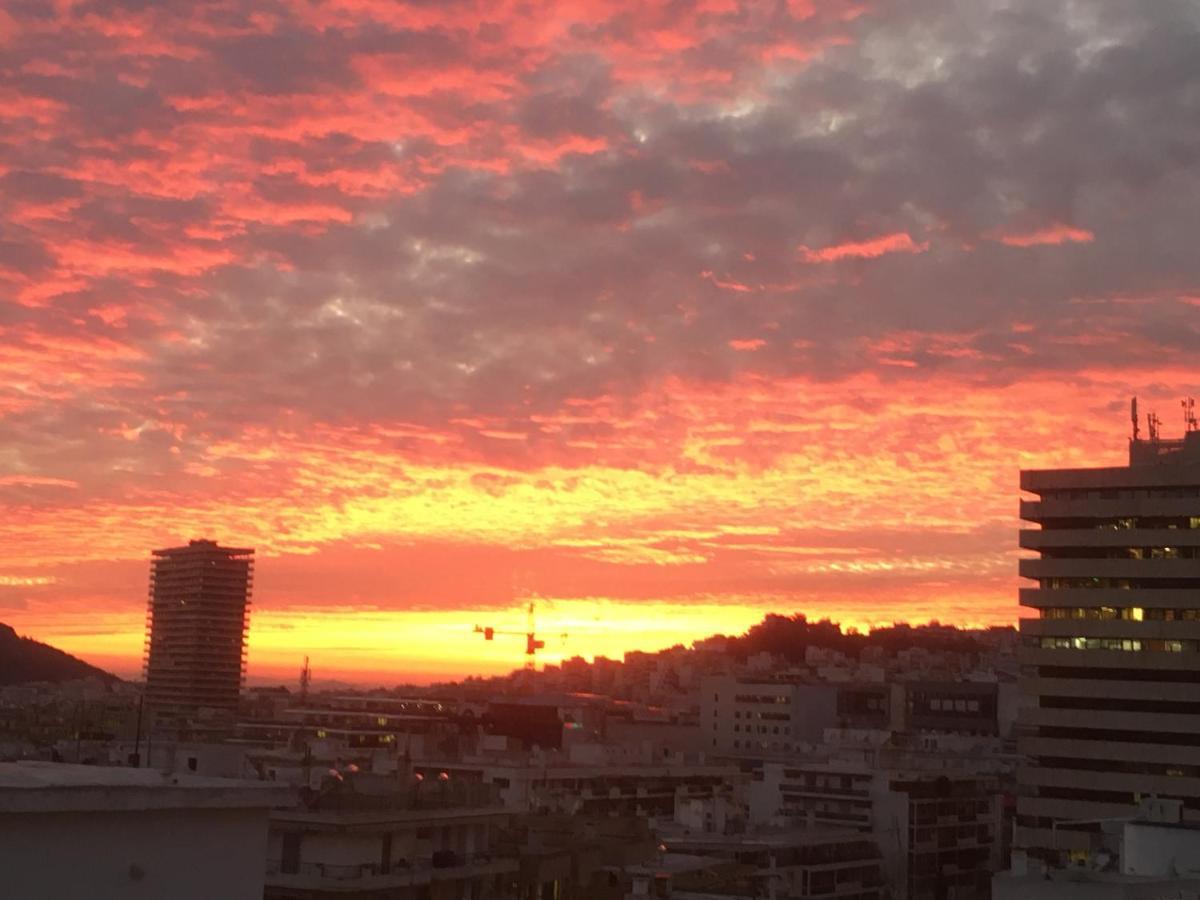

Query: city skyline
[4,0,1200,682]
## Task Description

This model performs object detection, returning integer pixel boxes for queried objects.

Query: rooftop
[0,761,292,814]
[661,828,878,851]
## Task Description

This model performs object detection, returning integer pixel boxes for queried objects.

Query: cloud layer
[2,0,1199,680]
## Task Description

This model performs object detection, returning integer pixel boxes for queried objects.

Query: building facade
[144,539,254,724]
[264,776,516,900]
[0,761,288,900]
[701,676,838,756]
[755,762,999,900]
[1016,428,1200,863]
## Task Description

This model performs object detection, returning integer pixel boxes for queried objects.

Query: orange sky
[2,0,1198,684]
[6,372,1194,684]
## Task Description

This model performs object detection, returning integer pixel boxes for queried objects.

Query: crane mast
[474,600,566,670]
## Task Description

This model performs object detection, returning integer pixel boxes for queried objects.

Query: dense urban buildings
[1016,426,1200,865]
[2,534,1033,898]
[144,540,255,727]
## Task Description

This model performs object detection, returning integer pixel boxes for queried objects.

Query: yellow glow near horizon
[38,591,1009,686]
[6,370,1189,683]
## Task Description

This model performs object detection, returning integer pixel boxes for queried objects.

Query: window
[281,833,301,874]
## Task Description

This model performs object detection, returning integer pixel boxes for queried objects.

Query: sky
[2,0,1199,684]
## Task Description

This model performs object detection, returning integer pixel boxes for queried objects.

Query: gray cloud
[1,0,1198,489]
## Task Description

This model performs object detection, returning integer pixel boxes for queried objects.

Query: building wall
[701,676,838,756]
[0,806,271,900]
[754,763,999,900]
[1121,821,1200,877]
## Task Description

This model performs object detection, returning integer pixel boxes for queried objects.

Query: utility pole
[132,693,144,767]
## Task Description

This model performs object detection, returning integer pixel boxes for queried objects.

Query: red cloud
[729,338,766,351]
[996,223,1095,247]
[799,232,929,263]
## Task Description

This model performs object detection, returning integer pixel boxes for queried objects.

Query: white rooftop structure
[0,762,292,900]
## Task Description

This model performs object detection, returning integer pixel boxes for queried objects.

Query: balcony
[1019,557,1200,581]
[265,853,518,891]
[1020,528,1200,550]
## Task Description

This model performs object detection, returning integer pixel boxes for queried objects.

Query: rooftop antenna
[299,655,311,703]
[1148,411,1162,443]
[1183,397,1197,433]
[1131,397,1140,442]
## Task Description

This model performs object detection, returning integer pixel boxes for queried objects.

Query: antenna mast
[299,655,311,703]
[1148,411,1162,443]
[1131,397,1140,441]
[1183,397,1197,433]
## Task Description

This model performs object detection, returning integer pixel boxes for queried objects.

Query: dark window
[281,833,301,874]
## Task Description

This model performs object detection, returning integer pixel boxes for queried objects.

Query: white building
[0,761,290,900]
[994,820,1200,899]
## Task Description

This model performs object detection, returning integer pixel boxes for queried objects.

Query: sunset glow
[2,0,1198,684]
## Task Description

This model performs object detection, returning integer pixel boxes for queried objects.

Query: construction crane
[474,600,567,671]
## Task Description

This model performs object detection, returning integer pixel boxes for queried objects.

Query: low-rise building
[994,819,1200,899]
[264,772,517,900]
[701,676,838,756]
[754,761,1000,900]
[415,756,735,822]
[660,829,886,899]
[0,760,290,900]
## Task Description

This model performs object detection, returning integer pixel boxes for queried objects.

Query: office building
[144,539,254,723]
[1016,424,1200,864]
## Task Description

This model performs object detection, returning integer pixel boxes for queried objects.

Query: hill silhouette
[0,623,118,685]
[721,613,1000,663]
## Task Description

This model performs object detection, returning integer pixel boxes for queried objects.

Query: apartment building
[264,774,516,900]
[661,829,887,900]
[414,757,734,821]
[754,762,999,900]
[0,761,289,900]
[835,682,1002,736]
[144,539,254,726]
[701,676,838,756]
